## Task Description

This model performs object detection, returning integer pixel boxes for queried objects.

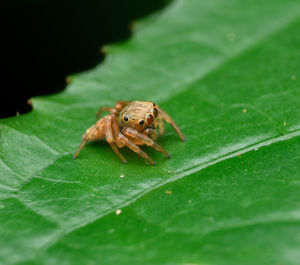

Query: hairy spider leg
[116,132,156,165]
[123,127,170,158]
[96,107,114,118]
[156,119,165,136]
[96,101,132,118]
[157,107,185,141]
[73,124,98,159]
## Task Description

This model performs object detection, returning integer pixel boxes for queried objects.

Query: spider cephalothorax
[74,100,185,165]
[119,101,158,132]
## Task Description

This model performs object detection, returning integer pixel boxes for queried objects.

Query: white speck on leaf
[227,32,236,41]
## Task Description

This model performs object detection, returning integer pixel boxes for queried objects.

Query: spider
[73,101,185,165]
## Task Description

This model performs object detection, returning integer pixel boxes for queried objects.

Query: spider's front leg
[107,114,155,165]
[157,106,185,141]
[115,133,156,165]
[122,127,170,158]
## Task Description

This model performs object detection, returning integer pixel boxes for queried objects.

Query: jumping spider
[74,101,185,165]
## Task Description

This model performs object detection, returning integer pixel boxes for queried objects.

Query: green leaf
[1,0,300,264]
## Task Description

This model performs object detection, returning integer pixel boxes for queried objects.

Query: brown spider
[73,101,185,165]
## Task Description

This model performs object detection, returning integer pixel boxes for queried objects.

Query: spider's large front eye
[123,115,129,122]
[147,114,154,125]
[153,107,158,118]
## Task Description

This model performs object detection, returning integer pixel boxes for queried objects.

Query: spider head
[119,101,159,132]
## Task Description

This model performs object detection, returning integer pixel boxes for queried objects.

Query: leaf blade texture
[1,0,300,264]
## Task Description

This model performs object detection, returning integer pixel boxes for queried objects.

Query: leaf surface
[1,0,300,264]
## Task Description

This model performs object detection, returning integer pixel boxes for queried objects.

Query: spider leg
[74,118,107,159]
[73,139,88,159]
[123,127,170,158]
[114,101,131,112]
[157,107,185,141]
[116,132,156,165]
[96,101,132,118]
[106,114,127,163]
[96,107,114,118]
[73,124,97,159]
[144,128,158,140]
[157,119,165,136]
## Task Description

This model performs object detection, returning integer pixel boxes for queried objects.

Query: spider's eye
[147,114,154,125]
[153,102,156,107]
[123,115,129,122]
[139,120,145,126]
[153,107,158,118]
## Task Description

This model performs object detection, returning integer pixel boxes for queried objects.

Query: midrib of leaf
[15,132,300,265]
[36,130,300,245]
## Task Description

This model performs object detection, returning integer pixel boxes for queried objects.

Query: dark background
[1,0,169,118]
